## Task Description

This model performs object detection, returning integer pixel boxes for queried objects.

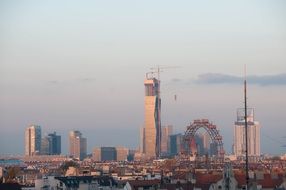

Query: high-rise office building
[41,132,61,155]
[192,132,214,156]
[92,146,129,161]
[169,134,183,156]
[139,127,145,153]
[116,147,129,161]
[202,132,210,152]
[234,108,260,157]
[209,142,218,156]
[41,136,50,155]
[161,125,173,156]
[92,147,101,161]
[201,132,217,156]
[194,134,204,156]
[48,132,61,155]
[143,76,161,158]
[25,125,41,156]
[69,130,87,160]
[101,147,117,161]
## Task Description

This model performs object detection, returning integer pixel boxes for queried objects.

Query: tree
[6,167,20,182]
[59,161,79,174]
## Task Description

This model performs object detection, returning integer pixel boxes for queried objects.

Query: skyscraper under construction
[142,75,161,158]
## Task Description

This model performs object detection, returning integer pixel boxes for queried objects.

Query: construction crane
[150,65,180,81]
[147,66,180,100]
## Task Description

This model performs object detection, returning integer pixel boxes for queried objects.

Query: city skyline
[1,1,286,155]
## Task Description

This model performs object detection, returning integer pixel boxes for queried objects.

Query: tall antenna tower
[244,66,249,189]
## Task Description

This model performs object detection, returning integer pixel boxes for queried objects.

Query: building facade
[143,77,161,158]
[161,125,173,156]
[139,127,145,153]
[69,131,87,160]
[116,147,129,161]
[25,125,42,156]
[194,134,204,156]
[169,134,183,156]
[92,147,128,161]
[92,148,101,161]
[41,136,50,155]
[41,132,61,155]
[48,132,61,155]
[101,147,117,161]
[234,108,260,157]
[202,132,210,153]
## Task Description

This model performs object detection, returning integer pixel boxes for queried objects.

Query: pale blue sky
[0,0,286,155]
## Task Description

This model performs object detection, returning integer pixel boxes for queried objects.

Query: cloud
[195,73,286,86]
[248,74,286,85]
[47,80,59,85]
[196,73,241,84]
[46,78,96,86]
[171,78,182,83]
[78,78,96,83]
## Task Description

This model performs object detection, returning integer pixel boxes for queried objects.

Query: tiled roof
[162,183,194,190]
[196,172,223,185]
[55,175,117,188]
[127,179,161,190]
[234,173,284,188]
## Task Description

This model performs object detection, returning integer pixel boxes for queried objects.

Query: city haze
[0,0,286,155]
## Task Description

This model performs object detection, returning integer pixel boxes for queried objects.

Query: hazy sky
[1,0,286,155]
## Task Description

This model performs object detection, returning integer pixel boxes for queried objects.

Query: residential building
[34,176,118,190]
[124,180,161,190]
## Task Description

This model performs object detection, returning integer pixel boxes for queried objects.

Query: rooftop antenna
[244,65,249,189]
